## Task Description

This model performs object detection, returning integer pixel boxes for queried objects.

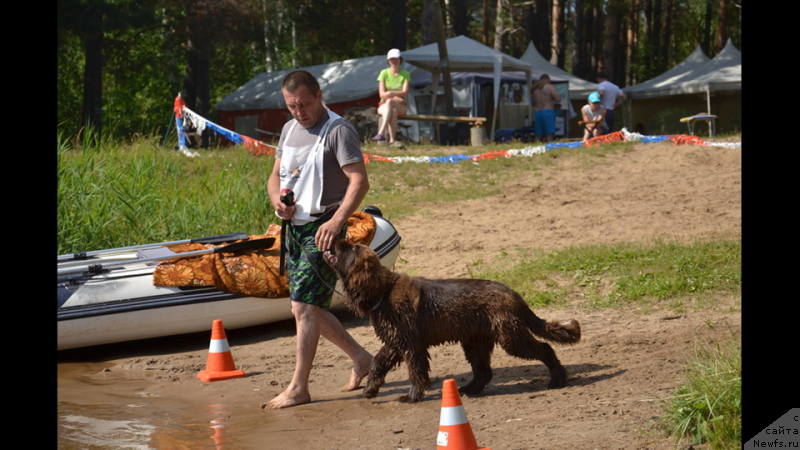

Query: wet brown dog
[324,239,581,403]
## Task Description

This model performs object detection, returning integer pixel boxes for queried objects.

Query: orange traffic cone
[197,320,246,382]
[436,379,492,450]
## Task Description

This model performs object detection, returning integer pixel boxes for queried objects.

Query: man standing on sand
[530,74,562,143]
[596,71,626,133]
[261,70,373,410]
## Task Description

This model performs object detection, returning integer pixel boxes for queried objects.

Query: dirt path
[57,138,741,450]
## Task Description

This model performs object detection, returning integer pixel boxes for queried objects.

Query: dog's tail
[526,313,581,345]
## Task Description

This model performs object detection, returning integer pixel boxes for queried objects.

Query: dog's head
[323,239,380,281]
[323,239,391,315]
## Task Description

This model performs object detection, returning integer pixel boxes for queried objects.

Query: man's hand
[315,218,345,252]
[272,195,295,220]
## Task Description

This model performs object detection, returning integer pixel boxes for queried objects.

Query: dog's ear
[345,245,374,287]
[342,244,391,314]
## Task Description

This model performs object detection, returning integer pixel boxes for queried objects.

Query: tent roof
[519,41,598,100]
[401,35,532,74]
[217,55,398,111]
[623,40,740,99]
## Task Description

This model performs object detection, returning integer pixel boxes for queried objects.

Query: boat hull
[58,213,401,351]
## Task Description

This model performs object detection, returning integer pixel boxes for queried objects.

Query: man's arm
[315,161,369,252]
[614,91,626,108]
[549,85,562,104]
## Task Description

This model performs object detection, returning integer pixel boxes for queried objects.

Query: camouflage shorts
[286,219,346,309]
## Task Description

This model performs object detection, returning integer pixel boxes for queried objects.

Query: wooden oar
[57,233,251,262]
[57,237,276,276]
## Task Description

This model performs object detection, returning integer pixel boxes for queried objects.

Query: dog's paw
[547,367,568,389]
[397,394,424,403]
[362,387,379,399]
[459,384,484,396]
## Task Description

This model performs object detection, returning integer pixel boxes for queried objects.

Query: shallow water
[57,331,259,450]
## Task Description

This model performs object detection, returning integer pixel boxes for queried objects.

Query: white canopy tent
[401,35,533,136]
[622,40,741,133]
[622,44,711,100]
[216,54,417,140]
[519,41,598,100]
[217,54,407,111]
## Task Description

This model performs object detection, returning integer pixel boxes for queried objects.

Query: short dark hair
[597,71,609,80]
[282,70,320,96]
[540,73,550,81]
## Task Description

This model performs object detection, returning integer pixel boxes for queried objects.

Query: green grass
[57,134,276,255]
[470,239,741,311]
[654,335,742,449]
[57,132,637,254]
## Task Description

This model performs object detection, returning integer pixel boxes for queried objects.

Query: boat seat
[151,212,377,298]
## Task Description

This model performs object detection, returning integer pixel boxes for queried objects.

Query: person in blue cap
[581,92,608,141]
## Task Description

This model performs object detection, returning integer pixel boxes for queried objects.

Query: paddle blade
[190,233,250,245]
[211,237,276,254]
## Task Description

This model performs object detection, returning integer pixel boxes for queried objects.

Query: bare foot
[340,354,372,392]
[260,388,311,410]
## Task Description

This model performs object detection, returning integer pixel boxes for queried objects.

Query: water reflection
[58,402,236,449]
[208,404,229,449]
[58,410,155,449]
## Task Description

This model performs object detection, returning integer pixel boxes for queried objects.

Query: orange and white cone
[436,379,492,450]
[197,319,246,382]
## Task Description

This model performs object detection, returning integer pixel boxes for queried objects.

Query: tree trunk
[716,0,729,53]
[651,0,663,75]
[482,0,491,45]
[626,0,639,85]
[551,0,565,67]
[433,1,455,117]
[263,0,276,72]
[524,4,535,54]
[183,36,211,147]
[448,0,468,37]
[81,23,103,139]
[660,0,672,72]
[422,0,436,45]
[390,0,407,49]
[702,0,712,56]
[603,0,619,81]
[642,0,652,75]
[533,0,551,61]
[616,13,626,87]
[592,4,603,76]
[572,0,585,79]
[494,0,508,52]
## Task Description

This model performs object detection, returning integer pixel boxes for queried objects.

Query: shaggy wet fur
[323,240,582,403]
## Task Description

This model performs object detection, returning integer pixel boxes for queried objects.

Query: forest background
[56,0,742,143]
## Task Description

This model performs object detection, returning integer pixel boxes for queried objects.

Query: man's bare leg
[317,308,373,392]
[261,302,319,410]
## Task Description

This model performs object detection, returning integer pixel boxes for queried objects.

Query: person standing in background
[596,71,626,133]
[530,74,562,143]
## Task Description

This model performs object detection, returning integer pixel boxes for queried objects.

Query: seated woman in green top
[372,48,411,146]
